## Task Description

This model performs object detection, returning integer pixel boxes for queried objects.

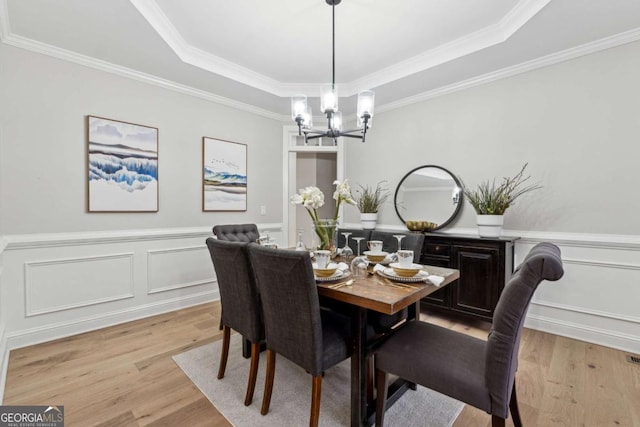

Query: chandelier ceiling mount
[291,0,375,144]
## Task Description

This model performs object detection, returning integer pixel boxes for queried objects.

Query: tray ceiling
[2,0,640,116]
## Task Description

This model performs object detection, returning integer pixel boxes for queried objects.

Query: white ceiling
[2,0,640,118]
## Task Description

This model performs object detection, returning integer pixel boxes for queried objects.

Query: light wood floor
[4,302,639,426]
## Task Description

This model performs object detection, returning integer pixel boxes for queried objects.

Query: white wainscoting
[25,253,135,316]
[0,223,284,401]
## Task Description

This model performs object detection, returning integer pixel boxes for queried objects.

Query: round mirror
[394,165,463,231]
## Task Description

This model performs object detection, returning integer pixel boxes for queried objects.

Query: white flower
[291,186,324,210]
[333,179,355,205]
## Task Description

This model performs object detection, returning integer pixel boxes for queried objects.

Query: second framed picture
[202,137,247,211]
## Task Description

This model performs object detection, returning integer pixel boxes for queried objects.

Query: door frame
[282,125,345,247]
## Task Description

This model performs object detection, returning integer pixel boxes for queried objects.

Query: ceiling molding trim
[129,0,286,97]
[1,33,285,121]
[0,0,10,41]
[343,0,550,95]
[130,0,548,98]
[377,26,640,114]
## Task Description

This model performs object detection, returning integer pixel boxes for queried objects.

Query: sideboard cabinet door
[420,233,518,322]
[450,245,500,319]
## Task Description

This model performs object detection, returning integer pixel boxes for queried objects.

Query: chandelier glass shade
[291,0,375,144]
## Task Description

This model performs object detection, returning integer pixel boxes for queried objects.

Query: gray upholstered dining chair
[374,242,564,427]
[205,238,264,406]
[212,223,261,336]
[247,244,352,427]
[213,223,260,243]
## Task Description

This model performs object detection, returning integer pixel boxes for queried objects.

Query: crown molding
[377,26,640,114]
[0,32,285,121]
[345,0,551,95]
[130,0,548,98]
[129,0,287,97]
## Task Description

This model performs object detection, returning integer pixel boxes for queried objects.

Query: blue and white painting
[203,137,247,211]
[88,116,158,212]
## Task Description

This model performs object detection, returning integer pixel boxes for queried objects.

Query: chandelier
[291,0,375,144]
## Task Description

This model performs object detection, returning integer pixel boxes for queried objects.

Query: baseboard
[5,290,218,352]
[525,313,640,354]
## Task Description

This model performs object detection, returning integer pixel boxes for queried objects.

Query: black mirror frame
[393,164,463,232]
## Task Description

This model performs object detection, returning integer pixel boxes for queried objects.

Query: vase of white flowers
[290,180,355,255]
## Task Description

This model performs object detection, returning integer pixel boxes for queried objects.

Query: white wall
[344,40,640,353]
[0,41,285,395]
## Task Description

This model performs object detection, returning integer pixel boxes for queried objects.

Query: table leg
[351,306,368,427]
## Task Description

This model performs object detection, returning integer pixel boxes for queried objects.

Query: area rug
[173,334,464,426]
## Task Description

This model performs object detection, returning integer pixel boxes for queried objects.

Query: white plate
[315,269,351,282]
[377,268,429,283]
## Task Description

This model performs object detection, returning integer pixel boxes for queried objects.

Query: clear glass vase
[313,219,338,256]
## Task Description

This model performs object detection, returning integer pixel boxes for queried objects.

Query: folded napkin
[427,275,445,287]
[372,263,386,273]
[336,262,350,271]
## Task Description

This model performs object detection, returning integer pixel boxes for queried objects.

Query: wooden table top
[316,265,459,315]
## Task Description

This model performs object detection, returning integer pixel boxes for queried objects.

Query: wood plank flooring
[4,302,639,426]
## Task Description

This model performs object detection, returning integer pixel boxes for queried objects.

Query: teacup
[315,250,331,269]
[397,250,414,268]
[367,240,383,253]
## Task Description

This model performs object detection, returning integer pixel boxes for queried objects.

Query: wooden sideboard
[419,233,519,322]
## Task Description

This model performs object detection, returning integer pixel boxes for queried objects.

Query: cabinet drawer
[421,256,450,268]
[424,243,450,257]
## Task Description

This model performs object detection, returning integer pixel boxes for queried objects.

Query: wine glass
[295,229,307,251]
[340,232,353,260]
[352,237,365,256]
[393,235,405,252]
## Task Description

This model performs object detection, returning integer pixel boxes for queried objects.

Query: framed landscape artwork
[203,137,247,211]
[87,116,159,212]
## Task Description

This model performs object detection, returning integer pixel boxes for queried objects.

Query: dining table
[316,261,460,427]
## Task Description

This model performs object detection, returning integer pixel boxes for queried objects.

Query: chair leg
[310,375,322,427]
[509,381,523,427]
[217,325,231,379]
[244,342,260,406]
[375,368,389,427]
[491,415,506,427]
[261,349,276,415]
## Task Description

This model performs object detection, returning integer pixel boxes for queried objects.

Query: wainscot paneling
[147,246,213,294]
[0,224,282,355]
[514,234,640,354]
[25,253,135,316]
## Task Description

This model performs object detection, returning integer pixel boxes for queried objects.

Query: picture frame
[202,137,247,212]
[87,116,159,212]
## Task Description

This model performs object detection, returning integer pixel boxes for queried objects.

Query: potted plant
[461,163,541,237]
[354,181,390,230]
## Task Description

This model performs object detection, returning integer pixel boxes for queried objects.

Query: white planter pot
[360,213,378,230]
[476,214,504,238]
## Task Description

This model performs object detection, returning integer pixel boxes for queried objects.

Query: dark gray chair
[213,223,260,243]
[374,242,564,427]
[212,223,261,340]
[205,238,264,406]
[247,244,352,427]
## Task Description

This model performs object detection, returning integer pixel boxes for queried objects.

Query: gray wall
[345,39,640,235]
[0,43,283,235]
